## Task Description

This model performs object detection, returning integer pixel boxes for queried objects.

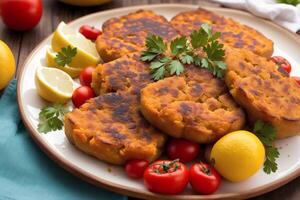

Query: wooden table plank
[1,0,299,199]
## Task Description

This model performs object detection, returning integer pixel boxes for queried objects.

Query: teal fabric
[0,80,127,200]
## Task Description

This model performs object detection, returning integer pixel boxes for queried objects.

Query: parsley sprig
[277,0,299,6]
[140,23,226,80]
[37,103,69,134]
[55,46,77,67]
[253,121,279,174]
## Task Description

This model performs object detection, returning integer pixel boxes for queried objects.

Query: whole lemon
[0,40,16,90]
[211,130,265,182]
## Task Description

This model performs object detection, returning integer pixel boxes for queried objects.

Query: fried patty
[140,66,245,143]
[64,92,166,165]
[92,53,152,95]
[225,47,300,139]
[66,53,166,165]
[170,8,273,58]
[96,10,178,62]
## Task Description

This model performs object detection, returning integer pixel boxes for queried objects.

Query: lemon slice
[35,67,74,103]
[46,47,82,78]
[51,22,100,68]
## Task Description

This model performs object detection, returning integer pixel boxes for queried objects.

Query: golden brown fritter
[225,47,300,139]
[170,8,273,58]
[92,53,152,95]
[66,54,166,165]
[96,10,178,62]
[140,66,245,143]
[64,92,166,165]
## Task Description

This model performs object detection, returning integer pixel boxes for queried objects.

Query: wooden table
[1,0,299,199]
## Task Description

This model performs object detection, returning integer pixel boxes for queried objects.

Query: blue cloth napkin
[0,80,127,200]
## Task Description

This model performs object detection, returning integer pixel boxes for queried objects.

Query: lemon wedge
[46,47,82,78]
[51,22,100,68]
[35,67,74,103]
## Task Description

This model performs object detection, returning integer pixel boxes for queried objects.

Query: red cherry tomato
[271,56,292,74]
[293,77,300,86]
[189,162,221,195]
[0,0,43,31]
[167,139,200,163]
[72,86,95,108]
[79,66,96,86]
[79,25,102,40]
[143,160,189,194]
[125,159,149,179]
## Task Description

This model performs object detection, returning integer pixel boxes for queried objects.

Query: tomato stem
[199,162,211,176]
[155,159,180,174]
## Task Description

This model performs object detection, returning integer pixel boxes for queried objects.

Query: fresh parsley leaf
[170,36,188,55]
[145,34,167,54]
[190,28,209,49]
[55,46,77,67]
[201,23,213,36]
[151,66,166,81]
[150,61,165,70]
[37,103,69,134]
[169,60,184,75]
[254,120,276,146]
[204,41,225,61]
[253,120,279,174]
[264,146,280,174]
[141,35,167,62]
[140,51,157,62]
[180,53,194,64]
[140,23,226,80]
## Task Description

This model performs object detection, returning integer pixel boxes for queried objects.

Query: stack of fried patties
[65,9,300,165]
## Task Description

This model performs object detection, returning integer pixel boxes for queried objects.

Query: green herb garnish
[37,103,69,134]
[140,23,226,80]
[253,120,279,174]
[277,0,299,6]
[55,46,77,67]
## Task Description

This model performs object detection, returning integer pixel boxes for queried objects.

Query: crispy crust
[170,8,273,58]
[140,66,245,143]
[225,47,300,139]
[92,53,152,95]
[96,10,178,62]
[64,92,166,165]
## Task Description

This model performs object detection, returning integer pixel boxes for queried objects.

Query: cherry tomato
[271,56,292,74]
[143,159,189,194]
[79,66,96,86]
[293,77,300,86]
[125,159,149,179]
[72,86,95,108]
[189,162,221,195]
[0,0,43,31]
[79,25,102,40]
[167,139,200,163]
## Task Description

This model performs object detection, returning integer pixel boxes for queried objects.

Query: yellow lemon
[0,40,16,90]
[46,47,82,78]
[59,0,111,6]
[51,22,100,68]
[35,67,74,103]
[211,130,265,182]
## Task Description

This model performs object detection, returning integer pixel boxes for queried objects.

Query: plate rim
[17,3,300,200]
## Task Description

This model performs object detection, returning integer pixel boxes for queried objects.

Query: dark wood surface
[1,0,299,199]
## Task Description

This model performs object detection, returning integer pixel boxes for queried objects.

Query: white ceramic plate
[17,4,300,200]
